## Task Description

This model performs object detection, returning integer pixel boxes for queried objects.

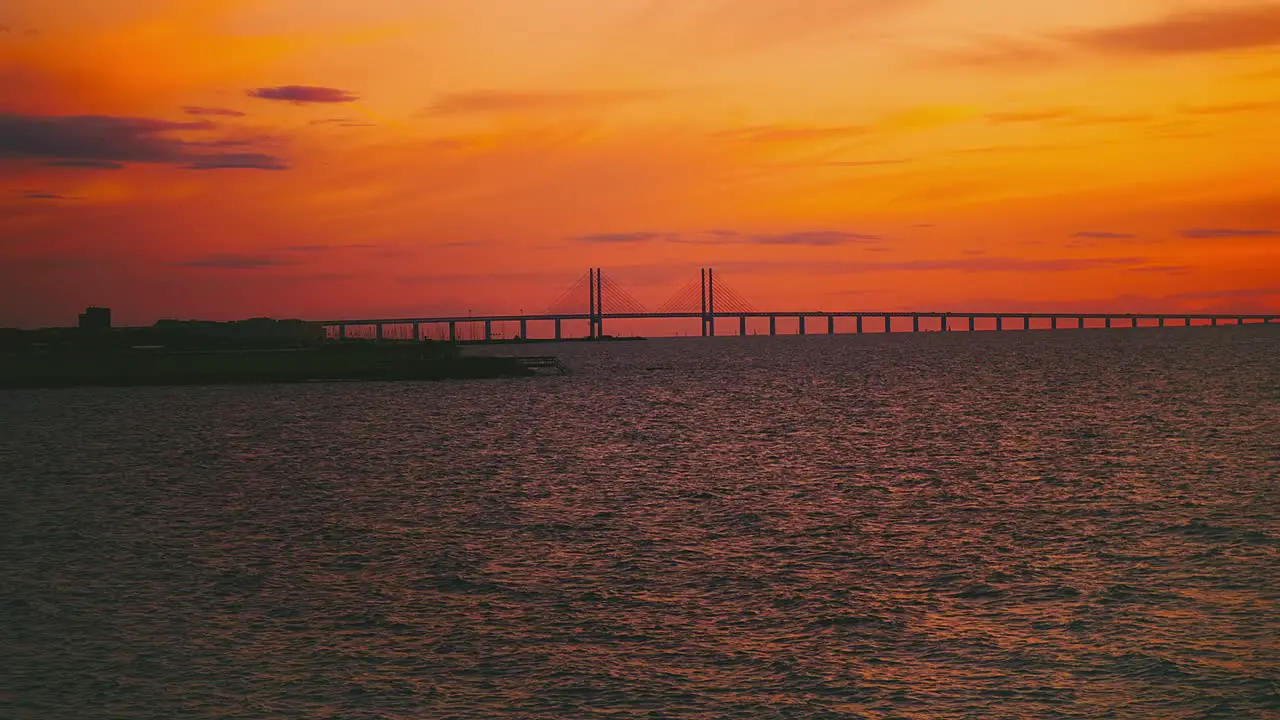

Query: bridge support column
[1078,317,1084,329]
[969,316,976,332]
[828,315,835,335]
[857,315,864,334]
[375,323,384,341]
[484,320,492,341]
[449,321,457,343]
[740,315,747,336]
[798,316,806,335]
[520,318,528,339]
[1237,316,1245,325]
[1024,315,1032,331]
[769,315,777,336]
[413,322,421,341]
[996,316,1003,331]
[913,315,919,332]
[1132,317,1139,328]
[1185,317,1192,327]
[1051,316,1058,330]
[338,324,347,341]
[1105,317,1112,329]
[554,318,562,340]
[1158,317,1165,328]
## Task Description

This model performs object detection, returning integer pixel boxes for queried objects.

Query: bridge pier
[1024,315,1032,331]
[484,320,492,341]
[969,315,975,332]
[1237,316,1245,325]
[1078,316,1084,329]
[828,315,835,335]
[913,315,919,332]
[338,324,347,341]
[554,318,562,340]
[740,315,748,336]
[1105,317,1112,329]
[449,321,457,342]
[1132,317,1139,328]
[1212,317,1218,326]
[996,316,1003,331]
[769,315,777,336]
[520,318,528,339]
[413,322,421,341]
[1051,316,1057,330]
[798,316,806,335]
[857,315,863,334]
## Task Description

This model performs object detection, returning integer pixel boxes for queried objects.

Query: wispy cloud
[22,192,68,200]
[1073,231,1137,239]
[718,124,871,143]
[0,113,286,171]
[1181,100,1280,115]
[1170,286,1280,300]
[986,108,1075,123]
[688,0,929,52]
[569,229,883,247]
[1064,4,1280,56]
[182,106,246,117]
[941,5,1280,69]
[573,231,669,244]
[1181,227,1279,239]
[183,152,287,171]
[39,159,125,170]
[247,86,359,104]
[424,89,667,116]
[179,253,298,269]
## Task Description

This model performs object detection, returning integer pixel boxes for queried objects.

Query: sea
[2,325,1277,719]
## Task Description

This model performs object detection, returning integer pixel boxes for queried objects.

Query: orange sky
[2,0,1278,327]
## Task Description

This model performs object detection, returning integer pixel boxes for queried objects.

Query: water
[2,327,1278,719]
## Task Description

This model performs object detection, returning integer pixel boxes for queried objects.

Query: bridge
[317,268,1278,342]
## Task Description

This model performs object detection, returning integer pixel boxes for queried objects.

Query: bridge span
[315,268,1278,341]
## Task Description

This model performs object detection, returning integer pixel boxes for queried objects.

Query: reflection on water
[2,327,1277,718]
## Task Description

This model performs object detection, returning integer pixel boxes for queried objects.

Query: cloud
[690,0,929,52]
[22,192,67,200]
[1170,286,1280,300]
[573,231,668,244]
[714,256,1149,276]
[0,113,286,171]
[750,231,882,246]
[718,124,871,143]
[424,89,666,116]
[247,86,359,104]
[1181,100,1280,115]
[309,118,376,127]
[941,5,1280,69]
[40,159,125,170]
[1073,231,1137,239]
[986,108,1075,123]
[572,229,883,247]
[179,254,297,269]
[1064,4,1280,56]
[1181,227,1280,239]
[182,152,288,171]
[182,106,246,117]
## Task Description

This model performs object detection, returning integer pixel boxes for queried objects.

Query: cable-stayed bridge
[317,267,1277,342]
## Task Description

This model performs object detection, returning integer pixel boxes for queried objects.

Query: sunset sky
[2,0,1279,328]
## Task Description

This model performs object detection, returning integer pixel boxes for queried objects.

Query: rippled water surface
[2,327,1278,719]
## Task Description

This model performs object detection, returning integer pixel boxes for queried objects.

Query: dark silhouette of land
[0,311,561,388]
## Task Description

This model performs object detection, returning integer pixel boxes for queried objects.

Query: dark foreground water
[2,326,1278,719]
